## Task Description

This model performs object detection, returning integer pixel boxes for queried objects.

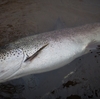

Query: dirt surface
[0,0,100,46]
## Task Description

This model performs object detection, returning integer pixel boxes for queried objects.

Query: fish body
[0,23,100,82]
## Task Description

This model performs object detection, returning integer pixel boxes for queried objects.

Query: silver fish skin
[0,23,100,82]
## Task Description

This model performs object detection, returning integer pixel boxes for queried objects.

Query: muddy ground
[0,0,100,46]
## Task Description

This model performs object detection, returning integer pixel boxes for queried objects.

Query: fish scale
[0,23,100,82]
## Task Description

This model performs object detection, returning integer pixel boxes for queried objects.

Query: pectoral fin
[24,44,48,62]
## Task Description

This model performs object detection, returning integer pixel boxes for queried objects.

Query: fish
[0,23,100,83]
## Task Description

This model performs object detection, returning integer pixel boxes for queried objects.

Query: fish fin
[24,44,48,62]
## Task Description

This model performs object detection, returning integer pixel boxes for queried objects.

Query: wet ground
[0,0,100,46]
[0,0,100,99]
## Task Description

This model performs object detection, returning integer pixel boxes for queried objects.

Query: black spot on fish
[18,53,20,55]
[7,54,9,57]
[3,58,5,60]
[24,50,26,52]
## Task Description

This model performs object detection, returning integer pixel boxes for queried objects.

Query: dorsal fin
[24,44,48,62]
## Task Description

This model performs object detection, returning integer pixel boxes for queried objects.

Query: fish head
[0,48,24,82]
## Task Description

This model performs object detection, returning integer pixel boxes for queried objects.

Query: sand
[0,0,100,46]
